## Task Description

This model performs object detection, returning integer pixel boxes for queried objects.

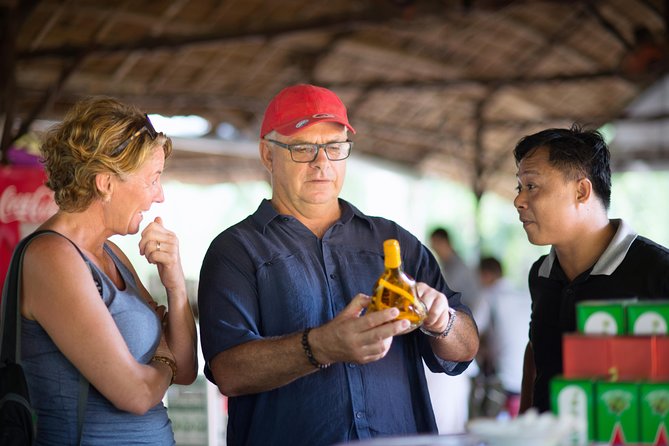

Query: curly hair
[41,96,172,212]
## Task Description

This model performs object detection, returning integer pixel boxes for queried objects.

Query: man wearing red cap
[198,84,479,446]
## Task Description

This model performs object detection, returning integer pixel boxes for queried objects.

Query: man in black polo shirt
[512,124,669,413]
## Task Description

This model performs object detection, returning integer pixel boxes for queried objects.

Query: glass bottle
[367,239,427,331]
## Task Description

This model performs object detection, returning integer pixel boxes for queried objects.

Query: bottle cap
[383,239,401,269]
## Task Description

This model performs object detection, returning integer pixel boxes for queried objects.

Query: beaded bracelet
[151,355,177,385]
[420,308,457,339]
[301,328,330,370]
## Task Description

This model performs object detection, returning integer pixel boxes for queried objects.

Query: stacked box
[655,337,669,381]
[550,377,595,445]
[640,382,669,444]
[563,334,655,381]
[610,337,653,381]
[562,334,612,379]
[595,381,640,444]
[553,299,669,445]
[628,301,669,335]
[576,300,629,335]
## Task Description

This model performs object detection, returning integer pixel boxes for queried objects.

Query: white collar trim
[538,219,638,278]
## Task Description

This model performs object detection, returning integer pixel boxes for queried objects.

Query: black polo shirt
[527,219,669,412]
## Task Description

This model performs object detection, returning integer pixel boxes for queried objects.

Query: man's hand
[308,294,410,365]
[416,282,451,335]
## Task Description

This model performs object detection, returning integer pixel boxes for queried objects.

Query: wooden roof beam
[325,70,622,91]
[502,12,598,69]
[17,10,410,60]
[1,0,41,163]
[584,1,634,50]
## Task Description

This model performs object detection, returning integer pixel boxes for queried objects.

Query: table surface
[332,434,484,446]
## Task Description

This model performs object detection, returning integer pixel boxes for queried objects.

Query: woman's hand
[153,330,176,363]
[148,301,168,328]
[138,217,197,385]
[139,216,186,293]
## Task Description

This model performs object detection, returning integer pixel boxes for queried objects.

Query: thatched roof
[2,0,668,198]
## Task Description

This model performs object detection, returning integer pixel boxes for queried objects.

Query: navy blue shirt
[198,199,472,446]
[528,219,669,412]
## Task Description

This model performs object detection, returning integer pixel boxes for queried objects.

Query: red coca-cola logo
[0,184,58,224]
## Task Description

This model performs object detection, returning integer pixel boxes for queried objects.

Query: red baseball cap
[260,84,356,138]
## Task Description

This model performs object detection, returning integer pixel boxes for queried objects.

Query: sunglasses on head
[110,114,157,156]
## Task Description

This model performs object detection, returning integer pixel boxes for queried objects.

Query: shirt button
[348,363,356,368]
[282,217,289,222]
[355,411,363,419]
[330,273,336,279]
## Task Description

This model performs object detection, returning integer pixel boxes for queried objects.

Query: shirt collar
[251,198,373,233]
[343,199,373,228]
[538,219,638,278]
[253,199,280,232]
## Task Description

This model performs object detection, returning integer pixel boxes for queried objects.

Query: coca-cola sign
[1,184,57,223]
[0,165,57,224]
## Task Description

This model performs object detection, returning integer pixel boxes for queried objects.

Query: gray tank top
[21,233,174,445]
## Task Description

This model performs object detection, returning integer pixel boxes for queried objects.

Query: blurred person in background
[198,84,479,446]
[471,256,531,419]
[514,124,669,413]
[14,97,197,444]
[429,228,481,313]
[426,227,481,433]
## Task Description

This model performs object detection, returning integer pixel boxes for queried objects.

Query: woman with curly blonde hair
[18,96,197,444]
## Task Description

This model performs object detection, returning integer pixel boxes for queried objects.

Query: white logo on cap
[313,113,335,119]
[295,119,310,129]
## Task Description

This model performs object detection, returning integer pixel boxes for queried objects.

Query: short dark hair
[513,123,612,209]
[430,227,450,242]
[479,256,503,276]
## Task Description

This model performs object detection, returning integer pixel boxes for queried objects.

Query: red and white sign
[0,165,57,290]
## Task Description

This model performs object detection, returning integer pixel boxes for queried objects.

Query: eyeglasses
[110,114,158,156]
[265,139,353,163]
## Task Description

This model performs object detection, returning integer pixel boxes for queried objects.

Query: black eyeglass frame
[265,139,354,163]
[110,114,158,156]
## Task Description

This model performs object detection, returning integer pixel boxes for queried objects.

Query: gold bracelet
[151,355,177,385]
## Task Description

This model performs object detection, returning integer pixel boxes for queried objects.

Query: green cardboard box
[627,300,669,335]
[576,300,629,335]
[640,381,669,444]
[595,381,640,444]
[550,376,595,444]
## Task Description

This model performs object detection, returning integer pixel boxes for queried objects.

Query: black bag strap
[77,374,88,445]
[1,230,57,363]
[0,229,97,445]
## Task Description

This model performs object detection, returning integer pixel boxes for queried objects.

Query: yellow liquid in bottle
[368,239,427,331]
